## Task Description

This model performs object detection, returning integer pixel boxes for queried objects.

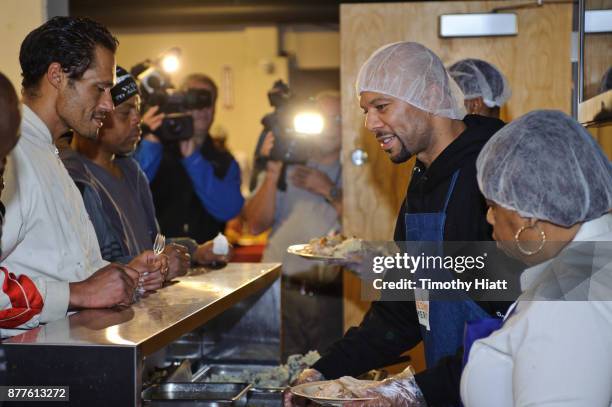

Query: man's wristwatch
[326,186,341,203]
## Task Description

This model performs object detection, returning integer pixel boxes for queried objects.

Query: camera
[262,80,323,164]
[131,61,213,142]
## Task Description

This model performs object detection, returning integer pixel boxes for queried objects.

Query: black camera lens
[166,118,183,133]
[156,113,194,142]
[185,89,212,110]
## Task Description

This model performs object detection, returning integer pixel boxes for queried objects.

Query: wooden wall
[340,1,573,373]
[583,0,612,99]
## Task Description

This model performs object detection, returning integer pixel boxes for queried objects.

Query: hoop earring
[514,224,546,256]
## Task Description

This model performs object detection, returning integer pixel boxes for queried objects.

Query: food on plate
[307,376,375,399]
[312,381,355,398]
[306,235,363,258]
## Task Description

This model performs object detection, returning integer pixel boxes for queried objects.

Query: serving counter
[2,262,282,406]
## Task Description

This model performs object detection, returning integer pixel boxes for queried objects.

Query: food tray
[192,364,286,390]
[142,382,251,406]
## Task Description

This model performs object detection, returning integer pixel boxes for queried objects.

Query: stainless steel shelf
[5,263,280,356]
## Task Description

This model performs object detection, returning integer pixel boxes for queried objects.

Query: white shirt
[258,161,342,281]
[461,214,612,407]
[1,106,108,326]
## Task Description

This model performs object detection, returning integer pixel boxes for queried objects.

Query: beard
[390,137,413,163]
[59,85,102,140]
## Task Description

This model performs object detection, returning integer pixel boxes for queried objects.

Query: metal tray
[142,382,251,406]
[246,388,283,407]
[166,332,203,360]
[192,364,287,390]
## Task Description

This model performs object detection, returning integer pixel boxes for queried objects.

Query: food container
[192,364,287,390]
[142,382,251,406]
[166,332,203,360]
[246,388,283,407]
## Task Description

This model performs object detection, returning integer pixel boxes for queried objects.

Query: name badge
[415,289,430,331]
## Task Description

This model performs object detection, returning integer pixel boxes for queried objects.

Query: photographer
[134,73,244,243]
[243,91,343,358]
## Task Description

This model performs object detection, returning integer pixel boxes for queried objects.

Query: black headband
[111,66,139,106]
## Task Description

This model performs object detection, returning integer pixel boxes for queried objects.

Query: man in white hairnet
[448,59,511,119]
[286,42,514,407]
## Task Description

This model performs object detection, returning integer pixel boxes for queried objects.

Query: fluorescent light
[585,10,612,33]
[440,13,518,37]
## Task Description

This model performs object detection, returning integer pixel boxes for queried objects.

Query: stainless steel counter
[2,262,281,406]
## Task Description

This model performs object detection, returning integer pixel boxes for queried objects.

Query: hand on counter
[69,263,139,309]
[284,368,325,406]
[193,240,233,267]
[129,250,169,291]
[164,243,191,280]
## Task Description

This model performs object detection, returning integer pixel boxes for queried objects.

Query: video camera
[261,80,324,164]
[131,51,213,142]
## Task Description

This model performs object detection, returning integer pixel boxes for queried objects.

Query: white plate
[286,244,345,260]
[290,380,376,406]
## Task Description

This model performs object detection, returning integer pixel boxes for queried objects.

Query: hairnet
[477,110,612,227]
[448,59,511,108]
[356,42,466,120]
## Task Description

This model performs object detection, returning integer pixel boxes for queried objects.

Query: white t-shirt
[461,214,612,407]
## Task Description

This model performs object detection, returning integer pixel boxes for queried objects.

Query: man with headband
[61,67,230,276]
[287,42,510,406]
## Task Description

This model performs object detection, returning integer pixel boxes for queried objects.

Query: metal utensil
[134,233,166,302]
[154,233,166,256]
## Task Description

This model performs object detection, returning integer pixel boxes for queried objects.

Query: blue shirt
[134,139,244,222]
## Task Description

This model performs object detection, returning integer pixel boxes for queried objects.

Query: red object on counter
[231,244,265,263]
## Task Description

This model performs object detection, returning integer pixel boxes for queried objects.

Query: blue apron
[404,169,490,368]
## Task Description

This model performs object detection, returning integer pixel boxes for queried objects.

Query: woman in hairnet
[460,110,612,406]
[344,110,612,406]
[448,59,511,119]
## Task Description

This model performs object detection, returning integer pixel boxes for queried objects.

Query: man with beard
[287,42,509,406]
[0,70,144,336]
[60,67,231,279]
[1,17,166,331]
[243,92,344,358]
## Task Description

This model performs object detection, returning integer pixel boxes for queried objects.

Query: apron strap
[442,169,461,214]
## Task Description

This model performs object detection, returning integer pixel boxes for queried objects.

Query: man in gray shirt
[243,92,343,358]
[60,67,230,281]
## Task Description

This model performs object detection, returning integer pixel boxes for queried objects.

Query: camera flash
[161,55,180,73]
[294,112,324,135]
